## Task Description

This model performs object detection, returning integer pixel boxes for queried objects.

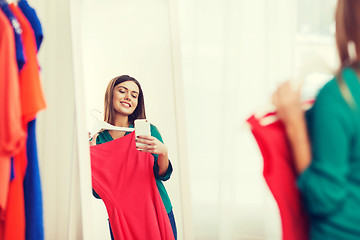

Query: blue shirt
[24,119,44,240]
[18,0,43,51]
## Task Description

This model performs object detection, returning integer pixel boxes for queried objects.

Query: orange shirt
[0,8,26,219]
[9,4,46,125]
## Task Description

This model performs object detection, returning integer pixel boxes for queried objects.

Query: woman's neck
[108,115,130,140]
[113,115,130,127]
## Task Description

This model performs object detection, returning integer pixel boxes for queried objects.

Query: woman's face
[112,80,139,117]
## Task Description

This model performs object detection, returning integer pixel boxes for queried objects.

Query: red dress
[247,114,309,240]
[90,132,174,240]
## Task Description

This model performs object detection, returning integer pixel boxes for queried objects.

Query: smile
[120,102,131,108]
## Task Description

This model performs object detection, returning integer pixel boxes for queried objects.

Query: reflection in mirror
[81,0,189,239]
[89,76,177,239]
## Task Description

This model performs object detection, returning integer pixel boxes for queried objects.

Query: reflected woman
[273,0,360,239]
[90,75,177,240]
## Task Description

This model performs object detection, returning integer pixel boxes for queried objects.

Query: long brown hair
[334,0,360,109]
[104,75,146,125]
[335,0,360,68]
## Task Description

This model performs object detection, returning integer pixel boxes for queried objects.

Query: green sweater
[298,67,360,239]
[94,124,173,213]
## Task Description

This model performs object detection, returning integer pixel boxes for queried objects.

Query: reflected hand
[89,133,99,146]
[135,135,168,156]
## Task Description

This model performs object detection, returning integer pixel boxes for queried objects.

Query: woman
[272,0,360,239]
[90,75,177,240]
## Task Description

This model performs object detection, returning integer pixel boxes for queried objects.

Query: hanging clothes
[2,144,27,240]
[10,159,15,181]
[0,1,26,202]
[0,6,26,228]
[18,0,43,51]
[16,1,45,239]
[0,1,26,71]
[9,4,46,124]
[23,119,44,240]
[2,4,47,240]
[9,3,46,125]
[247,114,309,240]
[90,132,175,240]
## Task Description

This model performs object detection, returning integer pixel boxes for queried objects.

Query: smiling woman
[104,75,144,132]
[90,75,177,240]
[112,83,139,119]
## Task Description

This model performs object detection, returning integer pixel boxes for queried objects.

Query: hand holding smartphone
[134,119,150,148]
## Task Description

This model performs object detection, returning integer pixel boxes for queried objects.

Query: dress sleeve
[297,81,352,217]
[151,124,173,181]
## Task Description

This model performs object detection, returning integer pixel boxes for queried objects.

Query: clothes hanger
[89,109,134,139]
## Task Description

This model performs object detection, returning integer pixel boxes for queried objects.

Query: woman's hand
[135,135,168,156]
[272,81,303,126]
[135,135,169,176]
[89,133,98,146]
[272,81,311,174]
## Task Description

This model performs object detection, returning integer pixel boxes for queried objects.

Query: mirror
[80,0,188,239]
[79,0,337,239]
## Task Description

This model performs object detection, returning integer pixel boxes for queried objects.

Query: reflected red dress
[90,132,174,240]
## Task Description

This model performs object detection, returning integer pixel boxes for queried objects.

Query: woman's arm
[272,81,311,174]
[135,135,170,175]
[283,118,312,174]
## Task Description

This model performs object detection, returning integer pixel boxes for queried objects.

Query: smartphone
[134,119,151,147]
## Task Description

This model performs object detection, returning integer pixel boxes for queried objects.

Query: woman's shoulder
[96,130,112,144]
[319,67,360,102]
[311,67,360,119]
[150,123,159,132]
[316,68,355,99]
[98,130,110,136]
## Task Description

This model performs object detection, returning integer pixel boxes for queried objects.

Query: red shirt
[0,8,26,222]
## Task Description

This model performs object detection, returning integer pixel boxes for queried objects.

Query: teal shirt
[95,124,173,213]
[298,67,360,239]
